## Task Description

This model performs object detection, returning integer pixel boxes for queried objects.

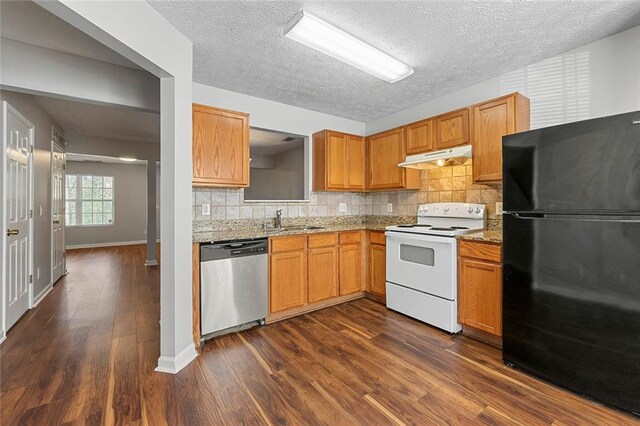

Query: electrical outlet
[338,203,347,213]
[496,202,503,215]
[143,229,147,235]
[387,203,393,213]
[36,267,41,279]
[39,206,44,216]
[201,203,211,216]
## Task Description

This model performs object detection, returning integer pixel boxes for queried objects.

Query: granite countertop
[456,229,503,244]
[193,224,393,243]
[192,216,413,243]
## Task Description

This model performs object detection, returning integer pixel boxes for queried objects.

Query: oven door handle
[385,231,456,245]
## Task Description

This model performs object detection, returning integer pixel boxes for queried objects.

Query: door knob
[6,229,19,236]
[53,220,60,224]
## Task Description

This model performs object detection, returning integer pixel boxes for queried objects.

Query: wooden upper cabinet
[192,104,250,187]
[405,118,435,155]
[346,135,366,190]
[367,128,420,190]
[473,93,530,183]
[313,130,365,191]
[327,131,348,189]
[435,108,470,149]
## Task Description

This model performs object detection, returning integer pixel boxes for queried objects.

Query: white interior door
[3,103,33,330]
[52,144,65,283]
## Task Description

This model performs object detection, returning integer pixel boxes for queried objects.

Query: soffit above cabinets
[149,0,640,122]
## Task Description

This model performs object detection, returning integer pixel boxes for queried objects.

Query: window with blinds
[500,51,590,129]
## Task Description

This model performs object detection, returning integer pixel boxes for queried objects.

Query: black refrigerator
[502,110,640,417]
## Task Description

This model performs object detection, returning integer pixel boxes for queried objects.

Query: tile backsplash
[192,159,501,225]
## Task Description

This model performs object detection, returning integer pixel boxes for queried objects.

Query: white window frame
[65,174,115,227]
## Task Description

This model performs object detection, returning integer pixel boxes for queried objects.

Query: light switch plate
[496,202,503,215]
[387,203,393,213]
[201,203,211,216]
[338,203,347,213]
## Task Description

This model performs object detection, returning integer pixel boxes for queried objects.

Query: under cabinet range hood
[398,145,472,169]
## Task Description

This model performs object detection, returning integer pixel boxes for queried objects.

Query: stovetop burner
[397,224,432,228]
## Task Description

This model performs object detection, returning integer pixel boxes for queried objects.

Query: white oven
[383,203,485,334]
[385,231,456,300]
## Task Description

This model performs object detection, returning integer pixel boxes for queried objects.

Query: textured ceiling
[0,1,140,69]
[250,128,304,155]
[34,96,160,143]
[149,0,640,122]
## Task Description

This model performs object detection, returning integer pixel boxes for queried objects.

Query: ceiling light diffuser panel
[284,10,414,83]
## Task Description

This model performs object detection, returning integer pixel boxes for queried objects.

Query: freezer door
[503,213,640,415]
[503,110,640,213]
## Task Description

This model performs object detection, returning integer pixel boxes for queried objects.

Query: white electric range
[385,203,486,333]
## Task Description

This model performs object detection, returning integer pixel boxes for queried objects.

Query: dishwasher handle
[201,238,268,261]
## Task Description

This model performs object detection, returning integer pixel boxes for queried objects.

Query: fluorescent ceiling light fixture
[284,10,414,83]
[119,157,137,162]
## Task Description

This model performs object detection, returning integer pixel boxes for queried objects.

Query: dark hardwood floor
[1,245,638,425]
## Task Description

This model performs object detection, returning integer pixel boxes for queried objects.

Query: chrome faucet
[275,209,283,229]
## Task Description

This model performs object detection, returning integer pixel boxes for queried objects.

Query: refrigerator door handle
[507,212,640,222]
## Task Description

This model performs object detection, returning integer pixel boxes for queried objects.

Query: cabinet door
[369,243,386,296]
[435,108,470,149]
[327,131,348,189]
[346,135,366,190]
[458,258,502,336]
[339,244,363,295]
[308,246,339,302]
[270,250,307,313]
[405,118,435,154]
[192,104,249,187]
[367,128,405,190]
[472,96,514,183]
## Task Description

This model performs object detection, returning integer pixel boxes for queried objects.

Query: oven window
[400,244,435,266]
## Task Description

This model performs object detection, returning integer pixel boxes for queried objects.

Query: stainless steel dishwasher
[200,238,268,339]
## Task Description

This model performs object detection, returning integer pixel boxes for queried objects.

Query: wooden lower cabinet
[368,241,386,297]
[338,244,363,295]
[270,245,307,313]
[308,246,338,302]
[458,240,503,337]
[367,231,387,299]
[268,232,367,319]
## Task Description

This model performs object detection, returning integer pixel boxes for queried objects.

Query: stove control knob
[475,207,481,214]
[443,206,450,213]
[424,206,429,212]
[467,206,474,213]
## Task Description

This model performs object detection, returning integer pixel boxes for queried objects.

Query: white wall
[37,0,194,373]
[0,90,60,300]
[0,38,159,112]
[66,132,159,161]
[366,25,640,134]
[65,161,148,248]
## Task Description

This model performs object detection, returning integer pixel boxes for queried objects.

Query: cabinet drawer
[339,231,362,245]
[369,231,386,245]
[270,235,306,253]
[308,233,338,248]
[459,240,501,263]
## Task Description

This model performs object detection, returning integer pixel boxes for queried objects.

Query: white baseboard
[155,343,198,374]
[32,282,53,307]
[0,331,6,345]
[65,239,160,250]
